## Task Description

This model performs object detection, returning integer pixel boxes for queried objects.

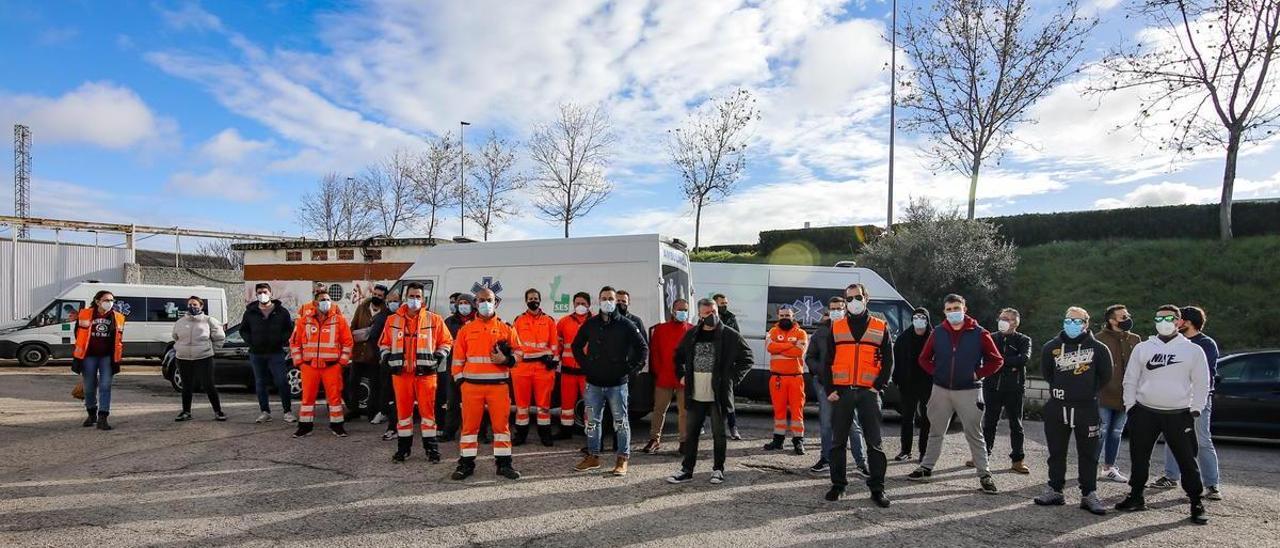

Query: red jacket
[649,320,691,389]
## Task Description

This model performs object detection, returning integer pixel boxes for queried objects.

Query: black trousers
[436,370,454,433]
[1043,399,1100,495]
[982,385,1025,461]
[1127,404,1202,501]
[377,360,396,419]
[830,387,887,492]
[898,383,932,456]
[682,400,727,472]
[345,362,377,419]
[179,357,221,414]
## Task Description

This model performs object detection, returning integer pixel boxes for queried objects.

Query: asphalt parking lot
[1,365,1277,547]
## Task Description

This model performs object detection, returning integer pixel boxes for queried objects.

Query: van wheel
[17,344,50,367]
[287,367,302,397]
[170,365,184,393]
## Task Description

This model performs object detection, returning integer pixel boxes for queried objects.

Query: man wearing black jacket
[571,286,648,476]
[980,308,1033,474]
[439,293,475,442]
[666,298,753,485]
[893,307,934,461]
[712,293,743,440]
[241,283,296,424]
[1035,306,1112,515]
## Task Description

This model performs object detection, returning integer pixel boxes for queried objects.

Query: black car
[1212,350,1280,439]
[162,323,302,398]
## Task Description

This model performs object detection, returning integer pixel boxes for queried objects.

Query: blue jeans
[1164,399,1219,487]
[585,383,630,457]
[82,356,114,413]
[250,352,292,414]
[1097,405,1128,466]
[810,375,864,466]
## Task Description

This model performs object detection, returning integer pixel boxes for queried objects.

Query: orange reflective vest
[514,310,558,364]
[378,307,453,370]
[452,315,522,383]
[766,325,808,375]
[73,308,125,363]
[290,306,354,367]
[831,315,887,388]
[556,313,590,372]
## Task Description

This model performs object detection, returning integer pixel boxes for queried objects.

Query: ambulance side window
[29,300,84,328]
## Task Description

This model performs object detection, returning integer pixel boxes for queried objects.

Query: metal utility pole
[886,0,897,235]
[14,125,31,239]
[459,121,470,237]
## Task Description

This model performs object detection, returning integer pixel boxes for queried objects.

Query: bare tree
[406,135,465,239]
[364,149,423,237]
[194,239,244,270]
[297,173,376,240]
[1094,0,1280,241]
[467,131,525,241]
[668,88,759,250]
[528,103,616,237]
[898,0,1097,219]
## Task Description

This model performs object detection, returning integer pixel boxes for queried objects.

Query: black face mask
[778,319,794,330]
[717,305,728,314]
[370,297,385,308]
[617,303,629,315]
[527,301,540,311]
[1117,318,1134,332]
[701,314,719,328]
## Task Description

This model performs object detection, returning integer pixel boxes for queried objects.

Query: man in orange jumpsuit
[290,290,355,438]
[764,305,809,455]
[451,288,522,480]
[555,291,593,438]
[380,282,453,464]
[513,288,560,447]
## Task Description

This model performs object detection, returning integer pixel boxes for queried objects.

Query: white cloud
[0,82,175,150]
[157,2,224,32]
[166,169,268,203]
[1094,174,1280,209]
[198,128,272,164]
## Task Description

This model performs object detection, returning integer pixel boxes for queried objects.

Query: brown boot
[965,459,975,468]
[641,438,660,454]
[1011,460,1030,474]
[611,456,630,477]
[574,454,601,472]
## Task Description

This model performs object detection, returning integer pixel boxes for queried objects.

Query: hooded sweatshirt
[1040,330,1112,404]
[1123,334,1210,412]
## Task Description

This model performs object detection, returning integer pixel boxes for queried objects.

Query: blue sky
[1,0,1278,249]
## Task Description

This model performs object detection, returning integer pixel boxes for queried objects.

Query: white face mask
[847,298,866,315]
[457,303,471,315]
[575,305,590,316]
[1155,321,1177,336]
[317,300,332,313]
[406,298,422,311]
[477,301,496,317]
[599,300,617,314]
[829,309,846,321]
[946,311,965,325]
[257,293,271,304]
[99,301,115,312]
[998,320,1011,333]
[912,318,927,330]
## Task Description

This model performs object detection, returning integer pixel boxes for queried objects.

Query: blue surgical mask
[829,309,846,321]
[407,298,422,311]
[674,310,689,323]
[946,311,964,324]
[387,301,400,312]
[317,300,332,313]
[912,318,928,330]
[457,303,472,316]
[1063,320,1085,339]
[476,301,495,317]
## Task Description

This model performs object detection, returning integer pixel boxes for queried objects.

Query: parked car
[1212,350,1280,439]
[162,323,301,398]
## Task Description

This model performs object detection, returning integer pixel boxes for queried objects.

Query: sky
[1,0,1278,251]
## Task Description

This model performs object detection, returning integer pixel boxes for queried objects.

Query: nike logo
[1146,353,1182,371]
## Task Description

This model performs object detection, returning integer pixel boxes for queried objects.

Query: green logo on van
[549,275,570,314]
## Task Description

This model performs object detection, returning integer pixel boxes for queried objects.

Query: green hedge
[988,201,1280,247]
[758,225,884,256]
[1008,236,1280,374]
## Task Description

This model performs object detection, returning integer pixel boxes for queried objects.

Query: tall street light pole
[457,122,470,239]
[887,0,897,235]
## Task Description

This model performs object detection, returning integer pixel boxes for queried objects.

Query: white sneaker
[1103,467,1129,483]
[255,412,272,424]
[709,470,725,485]
[370,412,387,425]
[283,412,298,424]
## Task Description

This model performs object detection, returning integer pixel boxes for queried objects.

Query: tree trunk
[693,200,704,252]
[1220,128,1241,241]
[564,218,570,238]
[967,162,981,220]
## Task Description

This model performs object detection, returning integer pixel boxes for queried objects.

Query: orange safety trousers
[559,373,586,426]
[300,362,345,424]
[769,374,805,437]
[512,363,556,426]
[393,373,438,438]
[459,383,512,458]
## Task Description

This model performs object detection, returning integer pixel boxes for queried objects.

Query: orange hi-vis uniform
[831,315,888,388]
[290,305,354,424]
[73,308,126,363]
[556,312,591,426]
[766,324,809,437]
[379,306,453,439]
[452,315,522,460]
[512,310,559,427]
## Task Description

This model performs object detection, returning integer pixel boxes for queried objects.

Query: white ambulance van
[389,234,693,418]
[0,282,228,366]
[689,262,912,404]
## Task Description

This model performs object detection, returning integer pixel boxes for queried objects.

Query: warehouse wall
[1,239,129,321]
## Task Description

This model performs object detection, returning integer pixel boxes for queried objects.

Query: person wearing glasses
[1115,305,1210,525]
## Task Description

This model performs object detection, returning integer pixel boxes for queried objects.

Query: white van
[0,282,228,366]
[390,234,693,417]
[689,262,913,402]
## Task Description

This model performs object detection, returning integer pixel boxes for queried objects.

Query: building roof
[232,237,448,251]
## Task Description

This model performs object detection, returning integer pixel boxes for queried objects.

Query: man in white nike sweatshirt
[1115,305,1210,525]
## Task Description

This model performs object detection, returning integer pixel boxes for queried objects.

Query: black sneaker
[906,467,932,481]
[497,466,522,480]
[213,412,228,422]
[1189,502,1208,525]
[1115,494,1147,512]
[292,423,314,438]
[871,492,891,508]
[854,464,871,478]
[893,452,912,462]
[427,450,441,464]
[1149,476,1178,489]
[666,470,694,484]
[451,466,474,481]
[824,488,845,502]
[175,412,192,422]
[330,424,348,438]
[809,459,830,474]
[979,475,998,494]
